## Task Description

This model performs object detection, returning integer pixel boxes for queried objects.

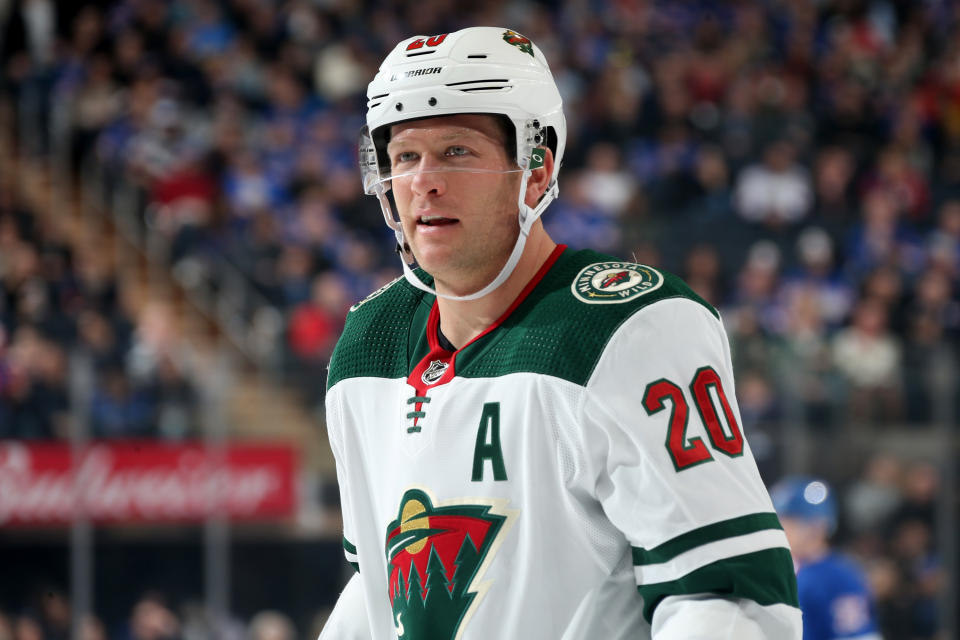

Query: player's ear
[524,147,554,208]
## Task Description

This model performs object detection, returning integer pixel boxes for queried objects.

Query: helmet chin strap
[376,168,557,301]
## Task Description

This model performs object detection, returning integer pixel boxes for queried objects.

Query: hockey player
[320,27,801,639]
[771,476,882,640]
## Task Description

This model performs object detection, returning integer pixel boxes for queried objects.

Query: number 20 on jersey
[642,366,745,472]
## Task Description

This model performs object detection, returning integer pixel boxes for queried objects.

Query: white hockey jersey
[324,246,801,639]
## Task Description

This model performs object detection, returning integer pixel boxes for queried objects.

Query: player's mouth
[417,215,459,227]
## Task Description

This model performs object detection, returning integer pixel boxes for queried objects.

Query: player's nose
[410,157,447,197]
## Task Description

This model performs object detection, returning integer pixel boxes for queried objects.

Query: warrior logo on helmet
[502,29,534,57]
[385,489,512,639]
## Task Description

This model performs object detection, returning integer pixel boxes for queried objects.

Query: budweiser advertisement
[0,441,297,526]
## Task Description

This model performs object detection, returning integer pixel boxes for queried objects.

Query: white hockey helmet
[359,26,566,300]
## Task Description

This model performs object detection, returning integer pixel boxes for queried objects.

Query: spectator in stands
[832,298,903,423]
[781,226,853,328]
[902,268,959,422]
[845,187,924,281]
[734,138,812,227]
[331,234,381,304]
[730,240,786,333]
[246,611,295,640]
[126,593,181,640]
[686,144,733,221]
[80,615,108,640]
[890,518,941,638]
[811,146,857,232]
[632,122,700,216]
[67,53,122,174]
[222,150,282,224]
[860,265,908,333]
[76,309,127,376]
[682,243,724,307]
[844,454,904,539]
[727,305,778,385]
[288,184,343,264]
[73,246,123,321]
[544,170,621,253]
[286,270,350,405]
[862,146,931,223]
[0,327,66,439]
[926,199,960,278]
[866,555,912,639]
[150,353,198,440]
[732,369,780,479]
[579,142,636,218]
[127,302,186,383]
[275,244,315,308]
[13,614,43,640]
[89,363,156,438]
[229,210,284,306]
[780,284,840,425]
[36,587,70,640]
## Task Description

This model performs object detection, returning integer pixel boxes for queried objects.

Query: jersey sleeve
[326,385,360,573]
[318,573,372,640]
[320,385,374,639]
[580,297,800,634]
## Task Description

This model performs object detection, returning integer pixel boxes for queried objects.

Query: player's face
[780,517,827,562]
[387,114,522,295]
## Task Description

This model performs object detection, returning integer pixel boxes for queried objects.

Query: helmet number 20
[642,366,745,472]
[406,34,448,51]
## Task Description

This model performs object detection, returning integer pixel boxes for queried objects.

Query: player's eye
[393,150,418,166]
[445,145,469,157]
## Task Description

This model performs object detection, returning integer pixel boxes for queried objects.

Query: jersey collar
[408,244,567,392]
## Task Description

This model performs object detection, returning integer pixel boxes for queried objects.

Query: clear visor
[359,126,383,195]
[359,122,545,196]
[365,166,525,194]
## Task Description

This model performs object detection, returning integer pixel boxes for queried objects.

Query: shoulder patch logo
[385,488,514,640]
[571,261,664,304]
[349,276,403,312]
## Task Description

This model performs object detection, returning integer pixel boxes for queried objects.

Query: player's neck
[435,225,557,350]
[797,539,831,566]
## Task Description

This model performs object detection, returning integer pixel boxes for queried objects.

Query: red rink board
[0,441,297,526]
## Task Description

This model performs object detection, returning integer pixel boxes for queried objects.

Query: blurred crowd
[844,454,944,638]
[0,174,199,439]
[1,0,958,637]
[0,590,326,640]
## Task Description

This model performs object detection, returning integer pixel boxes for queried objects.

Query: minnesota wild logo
[571,261,664,304]
[385,489,511,639]
[502,29,534,57]
[600,270,631,288]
